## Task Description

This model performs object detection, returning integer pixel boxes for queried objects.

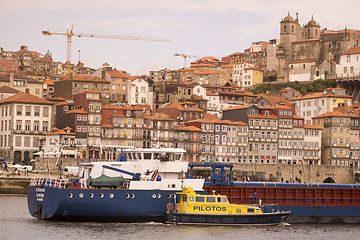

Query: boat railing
[30,177,69,189]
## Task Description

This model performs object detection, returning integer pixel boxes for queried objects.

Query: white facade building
[289,60,316,82]
[336,48,360,78]
[128,77,153,108]
[0,93,53,163]
[233,62,255,88]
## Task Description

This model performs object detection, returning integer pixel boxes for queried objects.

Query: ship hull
[204,183,360,224]
[166,211,290,226]
[27,185,204,222]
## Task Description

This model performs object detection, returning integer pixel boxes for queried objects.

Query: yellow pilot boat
[165,187,291,226]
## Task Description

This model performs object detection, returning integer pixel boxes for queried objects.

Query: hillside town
[1,13,360,183]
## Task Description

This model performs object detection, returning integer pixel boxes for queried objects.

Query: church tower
[277,12,303,82]
[303,16,321,40]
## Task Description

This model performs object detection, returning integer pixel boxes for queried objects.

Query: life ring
[167,203,174,211]
[175,204,181,211]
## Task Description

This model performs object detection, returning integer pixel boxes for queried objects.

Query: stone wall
[33,157,356,184]
[232,163,354,184]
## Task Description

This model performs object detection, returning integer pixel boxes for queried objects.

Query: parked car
[64,166,79,177]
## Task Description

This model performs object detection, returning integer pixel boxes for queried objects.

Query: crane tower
[42,25,171,76]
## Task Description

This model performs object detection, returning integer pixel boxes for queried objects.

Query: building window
[25,106,31,116]
[43,107,49,117]
[43,121,48,132]
[34,106,40,116]
[25,121,31,131]
[15,136,22,147]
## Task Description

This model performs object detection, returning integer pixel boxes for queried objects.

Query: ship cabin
[175,187,262,214]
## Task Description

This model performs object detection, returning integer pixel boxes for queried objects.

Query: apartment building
[0,93,53,163]
[291,88,353,124]
[313,111,352,166]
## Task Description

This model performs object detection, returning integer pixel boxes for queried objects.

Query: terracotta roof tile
[65,109,87,114]
[304,124,321,129]
[291,92,352,101]
[223,104,252,111]
[1,93,53,105]
[313,111,352,119]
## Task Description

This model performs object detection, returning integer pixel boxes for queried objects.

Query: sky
[1,0,360,76]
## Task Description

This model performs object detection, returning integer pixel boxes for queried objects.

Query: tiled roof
[257,94,288,105]
[244,67,263,71]
[47,129,75,135]
[313,111,351,119]
[0,85,22,94]
[161,102,204,112]
[45,97,67,101]
[203,113,221,121]
[144,112,174,121]
[102,123,113,128]
[192,94,207,101]
[292,115,304,120]
[108,69,129,78]
[342,48,360,55]
[185,118,247,126]
[195,69,221,75]
[181,81,199,88]
[0,73,42,84]
[206,89,218,96]
[65,109,87,114]
[304,124,321,129]
[173,125,202,131]
[291,92,352,101]
[1,93,53,105]
[223,104,252,111]
[248,114,278,119]
[43,80,55,85]
[59,74,109,83]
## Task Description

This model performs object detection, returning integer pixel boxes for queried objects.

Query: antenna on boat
[181,170,184,187]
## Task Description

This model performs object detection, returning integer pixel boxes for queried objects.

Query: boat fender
[167,203,174,211]
[175,204,181,211]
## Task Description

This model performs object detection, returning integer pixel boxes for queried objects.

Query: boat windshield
[195,196,205,202]
[217,197,228,203]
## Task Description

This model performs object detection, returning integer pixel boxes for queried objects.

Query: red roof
[1,93,53,105]
[343,48,360,55]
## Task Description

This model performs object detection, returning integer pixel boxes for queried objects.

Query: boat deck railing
[229,196,360,207]
[30,177,69,189]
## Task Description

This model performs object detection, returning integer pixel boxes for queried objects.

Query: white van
[64,166,79,177]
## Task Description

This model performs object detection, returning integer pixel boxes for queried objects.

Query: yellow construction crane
[174,53,199,68]
[42,25,171,77]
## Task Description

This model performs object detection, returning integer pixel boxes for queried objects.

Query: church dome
[308,16,317,26]
[284,13,294,22]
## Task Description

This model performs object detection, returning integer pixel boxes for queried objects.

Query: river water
[1,196,359,240]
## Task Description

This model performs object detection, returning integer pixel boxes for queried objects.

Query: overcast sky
[1,0,360,75]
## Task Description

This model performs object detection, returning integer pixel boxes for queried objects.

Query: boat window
[217,197,227,203]
[154,153,161,160]
[183,196,187,202]
[189,196,194,201]
[247,208,255,213]
[195,196,205,202]
[137,153,142,160]
[132,153,137,160]
[175,154,182,161]
[143,153,152,160]
[206,197,216,203]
